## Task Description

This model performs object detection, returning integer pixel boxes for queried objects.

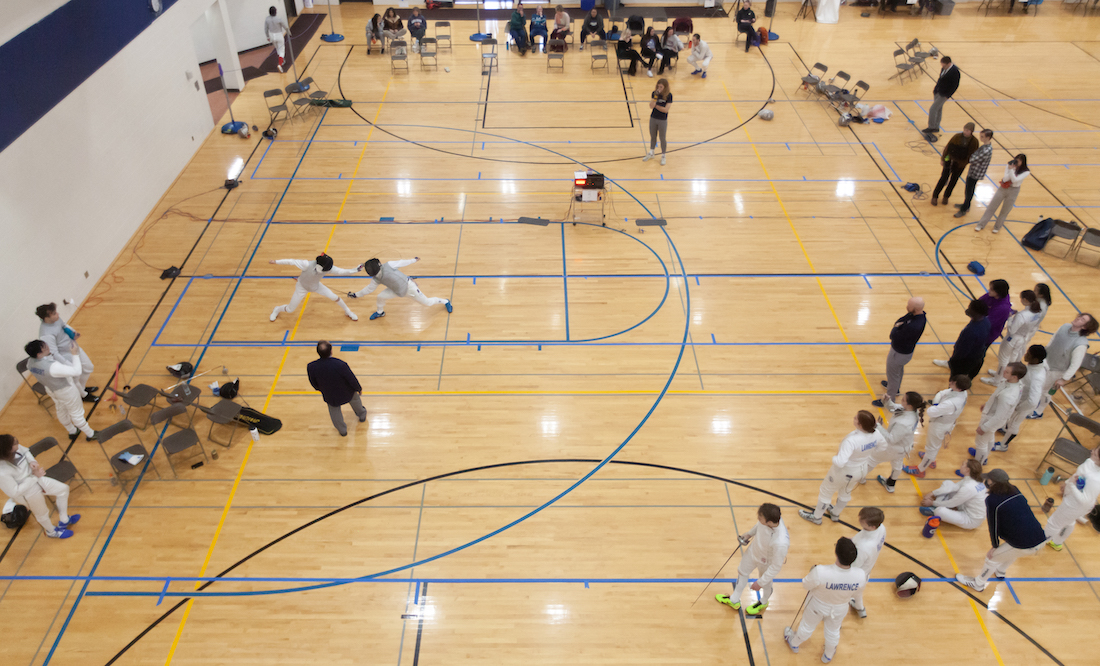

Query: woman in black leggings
[639,27,660,78]
[616,27,645,76]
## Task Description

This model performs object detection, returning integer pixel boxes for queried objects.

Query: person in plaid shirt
[955,129,993,218]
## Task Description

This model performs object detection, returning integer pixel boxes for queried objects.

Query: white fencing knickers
[1045,501,1091,545]
[375,279,449,313]
[976,542,1043,584]
[45,385,95,438]
[61,348,94,396]
[789,597,847,659]
[918,422,952,471]
[16,477,71,532]
[686,53,712,71]
[272,283,354,319]
[730,555,773,606]
[934,506,983,530]
[973,428,995,465]
[272,34,286,60]
[813,464,861,518]
[995,337,1027,376]
[1036,370,1064,416]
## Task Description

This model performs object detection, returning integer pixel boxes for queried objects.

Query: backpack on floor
[1021,217,1056,250]
[2,504,29,529]
[233,407,283,435]
[757,27,769,45]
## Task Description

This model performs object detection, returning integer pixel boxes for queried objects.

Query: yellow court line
[270,389,870,396]
[722,83,1006,665]
[164,84,388,662]
[334,78,392,221]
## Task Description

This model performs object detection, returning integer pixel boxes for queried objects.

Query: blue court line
[561,222,570,341]
[1003,222,1083,314]
[873,142,902,182]
[863,275,873,289]
[1004,578,1022,605]
[251,135,277,180]
[934,221,979,300]
[43,109,332,663]
[150,276,194,347]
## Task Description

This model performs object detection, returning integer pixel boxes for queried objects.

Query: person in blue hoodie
[529,5,548,52]
[955,468,1046,591]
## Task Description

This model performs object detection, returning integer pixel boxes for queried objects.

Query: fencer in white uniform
[349,257,453,320]
[983,292,1043,386]
[906,376,969,477]
[784,537,867,663]
[1032,315,1097,418]
[264,8,290,71]
[864,393,921,493]
[848,508,885,618]
[269,254,361,322]
[24,340,97,440]
[0,435,80,538]
[995,346,1047,452]
[971,363,1024,465]
[36,302,96,401]
[716,503,790,615]
[1044,446,1100,550]
[921,460,987,530]
[799,412,885,525]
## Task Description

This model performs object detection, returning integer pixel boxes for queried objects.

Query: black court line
[102,459,1063,665]
[411,581,428,666]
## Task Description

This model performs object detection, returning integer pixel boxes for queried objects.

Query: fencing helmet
[895,572,922,598]
[758,109,774,121]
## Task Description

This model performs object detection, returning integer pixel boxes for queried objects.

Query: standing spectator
[306,341,368,437]
[639,27,660,78]
[921,56,960,142]
[994,346,1046,451]
[25,340,98,441]
[578,7,604,50]
[735,1,757,53]
[529,6,548,52]
[36,302,97,403]
[551,5,572,40]
[873,296,926,408]
[657,26,684,75]
[932,299,990,380]
[0,435,80,539]
[799,411,885,525]
[982,290,1042,386]
[955,469,1046,591]
[904,375,969,478]
[1030,313,1098,419]
[1045,445,1100,551]
[931,123,978,207]
[783,538,867,662]
[919,459,987,530]
[969,362,1026,466]
[615,28,645,76]
[643,79,672,166]
[974,154,1030,234]
[954,129,994,218]
[382,8,408,54]
[687,34,712,78]
[508,2,529,56]
[366,14,384,51]
[408,8,428,53]
[264,6,290,72]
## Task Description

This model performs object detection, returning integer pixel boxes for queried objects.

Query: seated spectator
[551,5,572,40]
[616,27,645,76]
[579,8,604,50]
[408,8,428,53]
[0,434,80,539]
[509,1,529,55]
[367,13,384,52]
[529,5,549,52]
[658,26,684,75]
[639,27,660,78]
[382,8,407,54]
[736,0,757,53]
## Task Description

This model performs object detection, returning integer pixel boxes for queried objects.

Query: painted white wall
[0,0,234,409]
[0,0,73,45]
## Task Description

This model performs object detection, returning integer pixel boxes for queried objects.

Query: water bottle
[1077,476,1087,491]
[921,516,940,539]
[1040,466,1055,485]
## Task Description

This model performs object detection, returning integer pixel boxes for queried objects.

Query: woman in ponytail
[984,290,1043,385]
[974,153,1029,233]
[863,392,923,493]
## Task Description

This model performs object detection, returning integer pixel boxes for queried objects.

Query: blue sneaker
[369,311,385,320]
[992,441,1009,452]
[690,69,701,75]
[919,507,935,517]
[57,514,81,529]
[702,71,708,78]
[1026,411,1043,420]
[955,469,965,478]
[968,447,976,457]
[47,528,74,539]
[445,301,453,314]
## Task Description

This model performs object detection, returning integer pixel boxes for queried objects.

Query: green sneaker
[746,601,769,615]
[1048,541,1063,552]
[715,594,741,610]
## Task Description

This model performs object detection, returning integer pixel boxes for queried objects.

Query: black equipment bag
[2,504,29,529]
[234,407,283,435]
[1021,218,1056,250]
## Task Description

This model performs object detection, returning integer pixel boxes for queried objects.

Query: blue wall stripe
[0,0,179,153]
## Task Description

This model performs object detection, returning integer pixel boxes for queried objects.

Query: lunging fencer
[348,257,453,320]
[269,254,362,322]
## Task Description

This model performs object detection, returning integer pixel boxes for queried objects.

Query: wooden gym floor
[4,5,1100,665]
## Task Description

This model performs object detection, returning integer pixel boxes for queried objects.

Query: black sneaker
[86,431,99,442]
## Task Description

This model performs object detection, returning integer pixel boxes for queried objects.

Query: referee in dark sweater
[956,468,1046,591]
[306,340,367,437]
[874,297,926,408]
[934,299,990,380]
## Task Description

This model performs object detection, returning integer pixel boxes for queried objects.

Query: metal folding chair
[547,40,566,71]
[264,89,288,123]
[800,62,827,97]
[481,38,499,73]
[1073,228,1100,266]
[16,358,54,416]
[150,404,207,478]
[391,40,410,73]
[589,39,609,72]
[1043,219,1082,259]
[104,384,163,430]
[435,22,452,50]
[420,37,438,70]
[28,436,92,497]
[197,399,244,448]
[97,420,161,490]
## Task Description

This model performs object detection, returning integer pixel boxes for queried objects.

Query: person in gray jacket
[349,257,454,321]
